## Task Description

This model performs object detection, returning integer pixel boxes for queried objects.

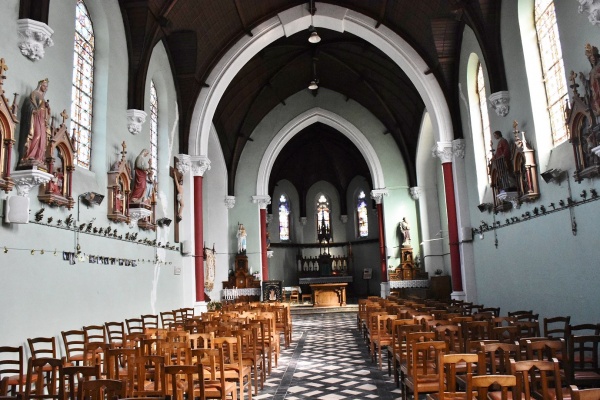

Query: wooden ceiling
[117,0,506,198]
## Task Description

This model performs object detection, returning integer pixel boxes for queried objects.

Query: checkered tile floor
[254,312,402,399]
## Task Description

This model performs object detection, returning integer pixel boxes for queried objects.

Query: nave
[257,312,399,400]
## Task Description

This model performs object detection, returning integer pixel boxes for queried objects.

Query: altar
[310,283,347,307]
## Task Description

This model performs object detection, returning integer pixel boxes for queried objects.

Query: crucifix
[60,109,69,125]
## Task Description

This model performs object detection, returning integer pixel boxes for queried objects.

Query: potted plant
[207,301,222,311]
[434,268,443,276]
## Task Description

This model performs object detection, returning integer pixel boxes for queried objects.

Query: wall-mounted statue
[566,43,600,182]
[18,78,51,170]
[129,148,156,230]
[0,57,19,193]
[107,141,132,224]
[400,217,411,247]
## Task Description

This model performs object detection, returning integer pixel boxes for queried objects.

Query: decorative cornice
[252,195,271,209]
[488,91,510,117]
[432,141,453,163]
[11,169,52,196]
[129,208,152,224]
[340,215,348,223]
[578,0,600,26]
[224,195,235,209]
[452,139,466,159]
[126,109,147,135]
[299,217,307,226]
[175,154,191,175]
[190,156,211,176]
[409,187,422,200]
[17,19,54,62]
[370,189,389,204]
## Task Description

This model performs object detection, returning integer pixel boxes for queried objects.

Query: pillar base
[380,281,390,298]
[451,291,466,301]
[194,301,208,314]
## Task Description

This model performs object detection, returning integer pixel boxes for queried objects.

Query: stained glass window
[70,0,94,168]
[357,191,368,237]
[535,0,568,145]
[477,62,492,169]
[316,194,330,240]
[150,80,158,176]
[279,194,290,241]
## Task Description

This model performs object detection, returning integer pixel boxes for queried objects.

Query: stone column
[191,156,211,302]
[252,195,271,281]
[371,188,389,297]
[432,142,463,294]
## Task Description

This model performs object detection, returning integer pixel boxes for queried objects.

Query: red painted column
[441,162,463,292]
[376,202,387,282]
[260,208,269,280]
[193,175,205,302]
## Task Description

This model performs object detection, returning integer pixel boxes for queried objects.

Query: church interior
[1,1,600,391]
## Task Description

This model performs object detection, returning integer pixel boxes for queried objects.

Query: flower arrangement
[207,301,222,311]
[434,268,443,276]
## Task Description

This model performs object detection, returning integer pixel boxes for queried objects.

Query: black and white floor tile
[253,312,402,400]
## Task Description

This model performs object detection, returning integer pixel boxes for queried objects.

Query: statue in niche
[130,148,151,204]
[48,167,63,195]
[400,217,411,246]
[19,78,51,168]
[237,223,247,254]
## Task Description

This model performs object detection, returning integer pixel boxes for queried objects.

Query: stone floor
[253,312,401,400]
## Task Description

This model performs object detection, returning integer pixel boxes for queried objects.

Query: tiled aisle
[254,312,402,400]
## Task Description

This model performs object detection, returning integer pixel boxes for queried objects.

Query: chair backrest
[197,348,230,400]
[105,348,137,380]
[161,341,191,366]
[163,364,197,399]
[78,379,125,400]
[27,337,57,360]
[511,358,563,400]
[160,311,176,328]
[469,374,516,400]
[60,330,85,365]
[0,346,23,394]
[127,355,165,397]
[478,342,521,375]
[437,353,478,399]
[22,358,64,400]
[526,338,566,364]
[491,325,519,344]
[141,314,158,330]
[512,320,541,338]
[434,325,464,353]
[463,321,491,352]
[104,322,125,345]
[83,325,106,345]
[508,310,533,318]
[569,385,600,400]
[408,340,446,388]
[125,318,144,334]
[567,334,600,387]
[544,316,571,339]
[190,332,215,349]
[62,364,100,400]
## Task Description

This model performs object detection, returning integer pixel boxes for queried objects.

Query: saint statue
[237,223,247,254]
[586,43,600,116]
[400,217,411,246]
[130,149,150,204]
[19,78,51,166]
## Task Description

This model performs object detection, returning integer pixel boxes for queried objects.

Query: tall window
[149,81,158,175]
[316,194,330,240]
[477,63,492,165]
[535,0,568,145]
[278,194,290,241]
[70,0,95,168]
[357,190,368,237]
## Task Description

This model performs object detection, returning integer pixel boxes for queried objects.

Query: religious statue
[585,43,600,117]
[19,78,51,168]
[171,165,184,222]
[237,223,247,254]
[490,130,517,192]
[48,167,63,195]
[400,217,411,246]
[130,149,151,204]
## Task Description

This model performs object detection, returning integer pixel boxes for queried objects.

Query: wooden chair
[511,358,564,400]
[566,334,600,388]
[62,364,100,400]
[469,374,516,400]
[491,325,519,344]
[83,325,107,347]
[427,353,478,400]
[463,321,491,352]
[371,314,397,370]
[525,338,567,366]
[61,330,87,366]
[234,328,264,396]
[258,312,279,370]
[214,336,252,400]
[160,311,176,329]
[289,288,300,304]
[126,355,165,397]
[125,318,145,334]
[161,341,192,366]
[21,358,64,400]
[0,346,26,396]
[141,314,159,331]
[105,347,136,381]
[26,338,57,390]
[478,342,521,376]
[272,305,291,349]
[434,325,464,354]
[402,340,447,400]
[196,348,239,400]
[569,385,600,400]
[78,379,126,400]
[104,322,125,346]
[544,316,571,340]
[388,319,418,383]
[512,320,541,338]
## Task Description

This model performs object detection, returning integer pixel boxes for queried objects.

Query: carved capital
[11,169,52,196]
[409,186,422,200]
[224,195,235,209]
[432,141,453,163]
[579,0,600,25]
[370,189,388,204]
[340,215,348,223]
[299,217,307,226]
[252,195,271,209]
[126,109,147,135]
[452,139,466,159]
[175,154,191,175]
[17,19,54,62]
[488,91,510,117]
[190,156,211,176]
[129,207,152,224]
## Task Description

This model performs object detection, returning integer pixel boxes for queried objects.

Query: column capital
[452,139,466,159]
[224,195,235,209]
[578,2,600,26]
[370,189,388,204]
[299,216,307,225]
[175,154,191,175]
[488,91,510,117]
[126,109,147,135]
[190,156,211,176]
[252,195,271,209]
[432,141,453,163]
[409,186,422,200]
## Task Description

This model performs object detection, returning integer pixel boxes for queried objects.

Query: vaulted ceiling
[118,0,506,198]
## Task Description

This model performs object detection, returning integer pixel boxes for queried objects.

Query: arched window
[316,194,331,241]
[278,194,290,241]
[149,80,158,177]
[70,0,95,169]
[357,190,368,237]
[477,62,492,169]
[534,0,568,145]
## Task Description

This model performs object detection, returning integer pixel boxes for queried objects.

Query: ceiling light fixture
[308,80,318,90]
[308,56,319,90]
[308,0,320,44]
